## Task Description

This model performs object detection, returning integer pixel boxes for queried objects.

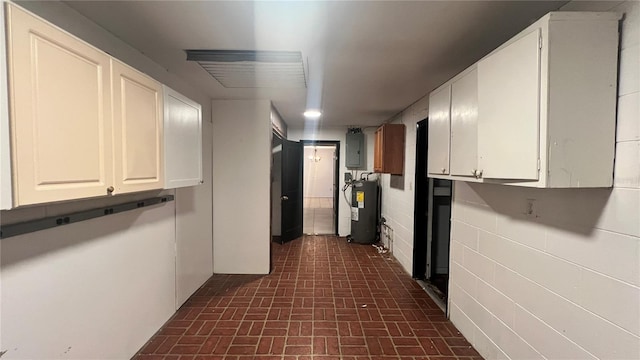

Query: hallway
[303,197,334,235]
[134,236,482,359]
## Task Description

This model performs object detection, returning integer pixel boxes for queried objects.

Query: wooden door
[427,84,451,175]
[477,29,541,180]
[6,4,113,206]
[112,59,164,194]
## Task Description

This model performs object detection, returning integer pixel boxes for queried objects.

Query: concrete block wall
[448,1,640,358]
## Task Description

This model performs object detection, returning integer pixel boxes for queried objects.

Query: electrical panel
[346,128,365,169]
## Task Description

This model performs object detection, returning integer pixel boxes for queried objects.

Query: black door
[280,139,303,243]
[413,119,429,278]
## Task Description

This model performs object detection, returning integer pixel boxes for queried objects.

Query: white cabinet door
[112,60,164,194]
[450,67,478,177]
[478,29,541,180]
[1,4,12,209]
[163,86,202,189]
[6,4,113,206]
[427,84,451,175]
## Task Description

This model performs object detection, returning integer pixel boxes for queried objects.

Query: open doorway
[301,140,339,235]
[413,119,452,311]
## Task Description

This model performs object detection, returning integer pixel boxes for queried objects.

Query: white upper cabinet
[112,59,164,194]
[450,67,478,178]
[5,4,113,206]
[478,29,541,181]
[163,86,203,189]
[427,84,451,175]
[3,3,169,207]
[428,11,621,188]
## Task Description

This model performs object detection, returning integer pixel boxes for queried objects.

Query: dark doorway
[271,133,283,244]
[413,119,429,277]
[429,179,452,297]
[413,119,452,310]
[280,139,303,243]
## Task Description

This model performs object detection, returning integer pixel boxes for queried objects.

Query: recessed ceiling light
[304,110,322,119]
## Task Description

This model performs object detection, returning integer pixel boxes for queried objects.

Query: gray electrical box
[346,131,365,169]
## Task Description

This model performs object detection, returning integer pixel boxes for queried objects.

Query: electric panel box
[346,131,365,169]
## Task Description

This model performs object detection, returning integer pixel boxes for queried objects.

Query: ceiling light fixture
[304,110,322,119]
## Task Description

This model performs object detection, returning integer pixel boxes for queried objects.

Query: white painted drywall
[2,203,176,359]
[0,1,213,357]
[212,100,271,274]
[447,2,640,358]
[303,146,336,198]
[288,126,377,236]
[175,118,214,308]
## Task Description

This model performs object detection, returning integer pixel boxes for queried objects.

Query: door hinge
[537,158,541,171]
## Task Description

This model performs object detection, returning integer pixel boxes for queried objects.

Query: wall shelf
[0,195,174,239]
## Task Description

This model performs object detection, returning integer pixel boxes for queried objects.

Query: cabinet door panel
[478,29,540,180]
[164,86,202,189]
[374,129,382,172]
[450,68,478,177]
[1,4,12,209]
[7,4,112,206]
[427,85,451,175]
[112,60,163,193]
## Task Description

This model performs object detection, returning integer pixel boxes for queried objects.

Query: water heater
[349,180,379,244]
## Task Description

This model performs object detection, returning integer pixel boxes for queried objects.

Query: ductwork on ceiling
[185,50,307,89]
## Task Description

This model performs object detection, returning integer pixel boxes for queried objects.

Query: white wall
[1,1,213,358]
[175,119,214,307]
[303,146,336,198]
[212,100,271,274]
[288,126,377,236]
[2,204,175,359]
[448,2,640,359]
[379,97,429,274]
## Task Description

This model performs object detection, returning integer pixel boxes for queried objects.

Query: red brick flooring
[133,235,482,360]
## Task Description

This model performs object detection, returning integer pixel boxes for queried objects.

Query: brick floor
[133,235,482,360]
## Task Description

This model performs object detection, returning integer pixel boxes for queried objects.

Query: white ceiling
[63,0,567,128]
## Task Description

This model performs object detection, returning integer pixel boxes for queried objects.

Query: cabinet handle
[472,169,477,177]
[107,186,115,194]
[441,168,446,174]
[281,195,289,201]
[476,170,483,179]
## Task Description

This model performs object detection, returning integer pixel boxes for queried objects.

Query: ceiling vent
[186,50,307,89]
